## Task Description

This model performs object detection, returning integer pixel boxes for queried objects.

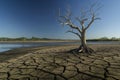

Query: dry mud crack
[0,45,120,80]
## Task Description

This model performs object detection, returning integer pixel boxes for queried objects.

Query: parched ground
[0,44,120,80]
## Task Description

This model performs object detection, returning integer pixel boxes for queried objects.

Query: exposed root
[69,46,95,54]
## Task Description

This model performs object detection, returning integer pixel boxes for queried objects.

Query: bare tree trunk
[78,30,87,52]
[81,30,86,47]
[77,30,94,53]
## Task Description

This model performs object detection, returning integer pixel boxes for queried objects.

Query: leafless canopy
[58,3,101,39]
[58,3,101,53]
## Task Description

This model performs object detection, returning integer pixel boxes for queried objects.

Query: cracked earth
[0,45,120,80]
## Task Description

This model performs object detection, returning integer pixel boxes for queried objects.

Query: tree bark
[69,30,94,53]
[77,30,94,53]
[81,30,86,48]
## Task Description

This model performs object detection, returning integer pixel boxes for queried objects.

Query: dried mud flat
[0,44,120,80]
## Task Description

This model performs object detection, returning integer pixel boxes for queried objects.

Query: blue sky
[0,0,120,39]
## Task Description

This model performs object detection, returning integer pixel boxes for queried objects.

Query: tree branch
[66,30,81,39]
[59,17,82,33]
[58,10,82,33]
[76,17,88,30]
[67,22,82,33]
[85,14,94,30]
[85,14,100,30]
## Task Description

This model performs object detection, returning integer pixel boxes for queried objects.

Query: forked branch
[58,9,82,33]
[76,17,88,30]
[85,13,100,30]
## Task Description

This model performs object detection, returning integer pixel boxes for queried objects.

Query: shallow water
[0,41,120,52]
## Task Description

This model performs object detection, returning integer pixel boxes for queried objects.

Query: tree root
[69,46,95,54]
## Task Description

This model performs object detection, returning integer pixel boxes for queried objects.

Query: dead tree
[58,5,100,53]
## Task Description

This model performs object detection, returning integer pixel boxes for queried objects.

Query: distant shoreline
[0,40,80,43]
[0,40,120,43]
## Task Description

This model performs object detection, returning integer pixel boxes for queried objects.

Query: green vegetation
[0,37,52,41]
[0,37,120,41]
[88,37,120,41]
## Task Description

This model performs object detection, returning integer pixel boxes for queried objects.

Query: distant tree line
[0,36,119,41]
[0,37,52,41]
[88,37,120,41]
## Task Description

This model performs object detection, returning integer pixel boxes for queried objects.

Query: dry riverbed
[0,44,120,80]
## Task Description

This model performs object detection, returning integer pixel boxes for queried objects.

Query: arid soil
[0,44,120,80]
